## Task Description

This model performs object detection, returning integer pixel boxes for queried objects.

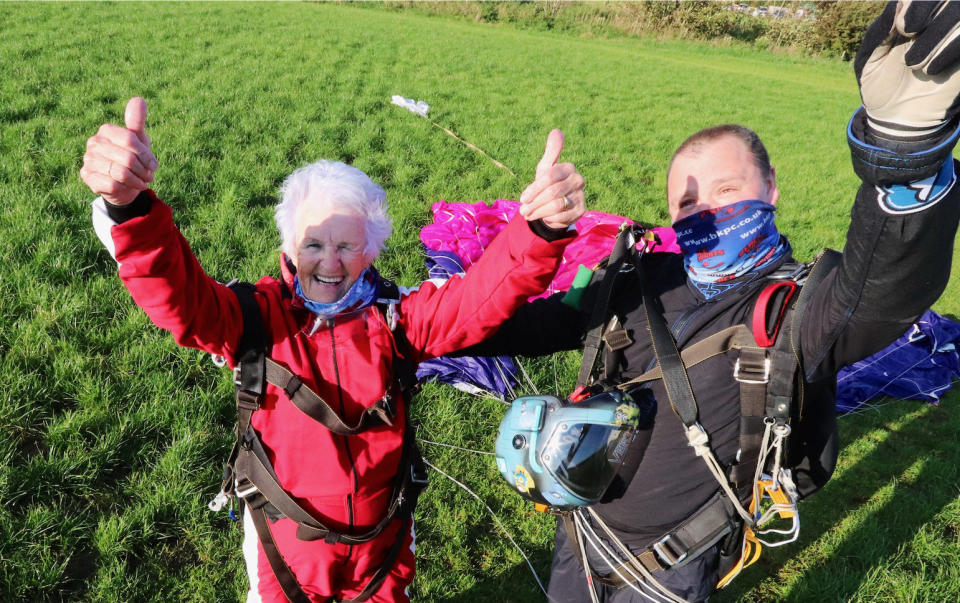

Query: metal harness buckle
[234,479,259,500]
[733,357,770,384]
[652,533,687,567]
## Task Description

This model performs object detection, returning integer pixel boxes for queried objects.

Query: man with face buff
[464,2,960,601]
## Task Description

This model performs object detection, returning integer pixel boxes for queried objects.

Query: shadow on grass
[437,551,554,603]
[715,393,960,602]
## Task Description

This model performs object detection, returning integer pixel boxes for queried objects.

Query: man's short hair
[669,124,772,180]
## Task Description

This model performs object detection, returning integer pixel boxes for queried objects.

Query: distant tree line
[372,1,885,61]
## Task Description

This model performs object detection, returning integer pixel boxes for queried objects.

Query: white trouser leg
[243,509,262,603]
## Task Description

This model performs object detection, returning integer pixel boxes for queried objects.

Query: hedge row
[372,1,886,61]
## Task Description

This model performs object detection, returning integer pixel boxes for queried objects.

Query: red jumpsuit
[92,192,573,602]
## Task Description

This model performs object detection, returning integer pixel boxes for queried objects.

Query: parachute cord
[837,377,960,416]
[492,356,519,401]
[552,355,562,397]
[769,424,790,489]
[515,358,540,396]
[582,509,686,603]
[422,458,548,598]
[685,425,754,525]
[572,512,602,603]
[420,439,495,456]
[750,420,776,523]
[573,511,675,603]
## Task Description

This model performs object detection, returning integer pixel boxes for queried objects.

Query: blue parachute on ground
[836,310,960,413]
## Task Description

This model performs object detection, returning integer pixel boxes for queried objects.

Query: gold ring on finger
[562,195,572,211]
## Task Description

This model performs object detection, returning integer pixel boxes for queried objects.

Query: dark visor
[541,422,634,501]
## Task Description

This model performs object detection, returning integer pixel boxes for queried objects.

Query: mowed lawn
[2,2,960,601]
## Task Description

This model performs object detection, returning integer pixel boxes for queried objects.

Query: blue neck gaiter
[294,267,379,319]
[672,199,790,299]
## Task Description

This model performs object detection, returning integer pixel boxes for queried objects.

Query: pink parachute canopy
[420,199,679,300]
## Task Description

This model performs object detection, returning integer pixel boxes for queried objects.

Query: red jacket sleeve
[397,213,573,361]
[109,194,244,358]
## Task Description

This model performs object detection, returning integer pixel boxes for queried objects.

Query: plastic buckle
[410,464,428,487]
[652,534,687,567]
[733,358,770,384]
[568,385,591,403]
[232,366,242,386]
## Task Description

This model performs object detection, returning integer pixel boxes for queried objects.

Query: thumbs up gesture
[80,97,159,206]
[518,129,585,230]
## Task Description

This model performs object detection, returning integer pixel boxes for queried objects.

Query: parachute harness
[556,227,843,596]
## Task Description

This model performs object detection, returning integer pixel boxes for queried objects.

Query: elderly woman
[81,98,585,603]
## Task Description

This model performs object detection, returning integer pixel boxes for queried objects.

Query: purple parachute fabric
[416,200,678,399]
[420,199,679,301]
[416,246,520,398]
[836,310,960,413]
[416,200,960,408]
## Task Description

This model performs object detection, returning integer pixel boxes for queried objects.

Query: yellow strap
[757,478,797,519]
[718,474,800,589]
[716,526,763,589]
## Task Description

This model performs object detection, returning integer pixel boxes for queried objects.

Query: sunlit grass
[2,2,958,601]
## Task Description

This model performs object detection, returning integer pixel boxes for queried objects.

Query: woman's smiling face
[292,201,371,303]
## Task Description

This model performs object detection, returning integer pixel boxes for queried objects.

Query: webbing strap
[235,446,330,534]
[246,505,411,603]
[265,359,393,436]
[578,226,638,387]
[230,282,269,439]
[562,492,736,588]
[248,506,312,603]
[730,347,769,491]
[342,517,412,603]
[636,262,699,428]
[615,325,755,390]
[234,424,424,546]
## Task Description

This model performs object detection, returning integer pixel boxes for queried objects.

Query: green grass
[2,2,959,601]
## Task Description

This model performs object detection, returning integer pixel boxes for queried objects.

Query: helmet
[494,389,655,509]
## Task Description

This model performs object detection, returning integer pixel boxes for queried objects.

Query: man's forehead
[669,135,754,179]
[679,134,750,160]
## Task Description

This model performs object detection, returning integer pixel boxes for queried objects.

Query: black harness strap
[635,254,700,429]
[231,281,269,438]
[578,225,641,387]
[561,491,737,587]
[614,325,755,389]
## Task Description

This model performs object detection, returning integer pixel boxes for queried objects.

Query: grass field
[3,2,960,601]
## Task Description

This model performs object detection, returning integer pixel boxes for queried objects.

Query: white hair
[274,161,392,260]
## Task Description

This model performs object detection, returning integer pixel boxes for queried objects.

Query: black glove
[849,0,960,185]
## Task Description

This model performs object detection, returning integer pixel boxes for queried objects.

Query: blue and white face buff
[294,267,379,319]
[673,199,790,299]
